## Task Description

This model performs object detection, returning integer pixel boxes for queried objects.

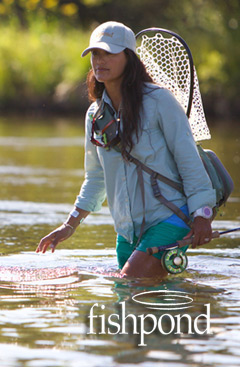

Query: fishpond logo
[132,290,194,310]
[88,290,211,346]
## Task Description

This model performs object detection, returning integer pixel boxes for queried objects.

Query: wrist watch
[193,206,213,219]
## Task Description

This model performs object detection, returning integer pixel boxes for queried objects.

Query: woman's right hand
[36,223,75,254]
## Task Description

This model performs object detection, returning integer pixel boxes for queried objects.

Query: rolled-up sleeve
[74,105,106,212]
[157,89,216,214]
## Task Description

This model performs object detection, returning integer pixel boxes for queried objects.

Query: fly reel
[161,248,188,274]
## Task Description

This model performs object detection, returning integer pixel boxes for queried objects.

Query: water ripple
[0,165,84,177]
[0,200,113,226]
[0,136,84,147]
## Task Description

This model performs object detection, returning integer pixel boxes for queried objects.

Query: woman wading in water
[36,22,216,278]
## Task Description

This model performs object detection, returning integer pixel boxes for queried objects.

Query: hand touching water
[36,223,75,253]
[36,208,90,254]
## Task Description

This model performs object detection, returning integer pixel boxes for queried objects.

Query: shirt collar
[102,89,114,108]
[102,89,122,116]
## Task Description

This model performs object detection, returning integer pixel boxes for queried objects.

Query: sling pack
[197,145,234,207]
[91,102,234,231]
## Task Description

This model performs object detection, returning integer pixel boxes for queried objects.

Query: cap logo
[95,31,114,40]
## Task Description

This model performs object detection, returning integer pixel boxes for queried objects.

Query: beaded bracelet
[63,222,75,230]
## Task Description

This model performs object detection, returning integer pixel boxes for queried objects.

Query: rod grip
[147,247,157,255]
[147,231,220,255]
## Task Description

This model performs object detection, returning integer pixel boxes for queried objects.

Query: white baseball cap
[82,21,136,57]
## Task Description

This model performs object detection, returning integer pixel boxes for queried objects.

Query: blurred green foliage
[0,0,239,117]
[0,18,91,112]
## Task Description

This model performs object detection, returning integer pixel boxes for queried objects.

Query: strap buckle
[150,172,162,198]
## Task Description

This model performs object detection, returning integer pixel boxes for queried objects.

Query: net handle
[135,28,194,118]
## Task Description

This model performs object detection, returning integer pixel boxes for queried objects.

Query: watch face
[203,206,212,218]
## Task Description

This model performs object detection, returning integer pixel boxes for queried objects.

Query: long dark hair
[87,49,154,158]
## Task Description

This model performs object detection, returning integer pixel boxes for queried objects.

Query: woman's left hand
[183,216,212,248]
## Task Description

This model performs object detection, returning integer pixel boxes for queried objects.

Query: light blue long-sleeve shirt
[75,84,216,243]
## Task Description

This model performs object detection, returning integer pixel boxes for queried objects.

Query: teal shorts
[116,222,189,269]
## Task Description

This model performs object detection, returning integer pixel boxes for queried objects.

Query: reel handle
[147,230,221,255]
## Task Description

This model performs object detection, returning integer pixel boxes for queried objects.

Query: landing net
[137,32,211,141]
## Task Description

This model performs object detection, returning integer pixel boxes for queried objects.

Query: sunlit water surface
[0,117,239,367]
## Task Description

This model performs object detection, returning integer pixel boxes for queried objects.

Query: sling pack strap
[125,151,192,226]
[128,155,192,248]
[135,164,146,247]
[150,172,192,228]
[125,152,184,194]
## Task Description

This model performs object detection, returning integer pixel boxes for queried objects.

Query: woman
[36,21,216,278]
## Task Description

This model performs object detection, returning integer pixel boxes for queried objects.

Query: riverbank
[1,92,239,123]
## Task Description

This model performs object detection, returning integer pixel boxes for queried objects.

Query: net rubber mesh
[137,33,211,141]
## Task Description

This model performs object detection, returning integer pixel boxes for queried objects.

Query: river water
[0,116,239,367]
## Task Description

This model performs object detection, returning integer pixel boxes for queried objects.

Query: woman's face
[91,49,128,85]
